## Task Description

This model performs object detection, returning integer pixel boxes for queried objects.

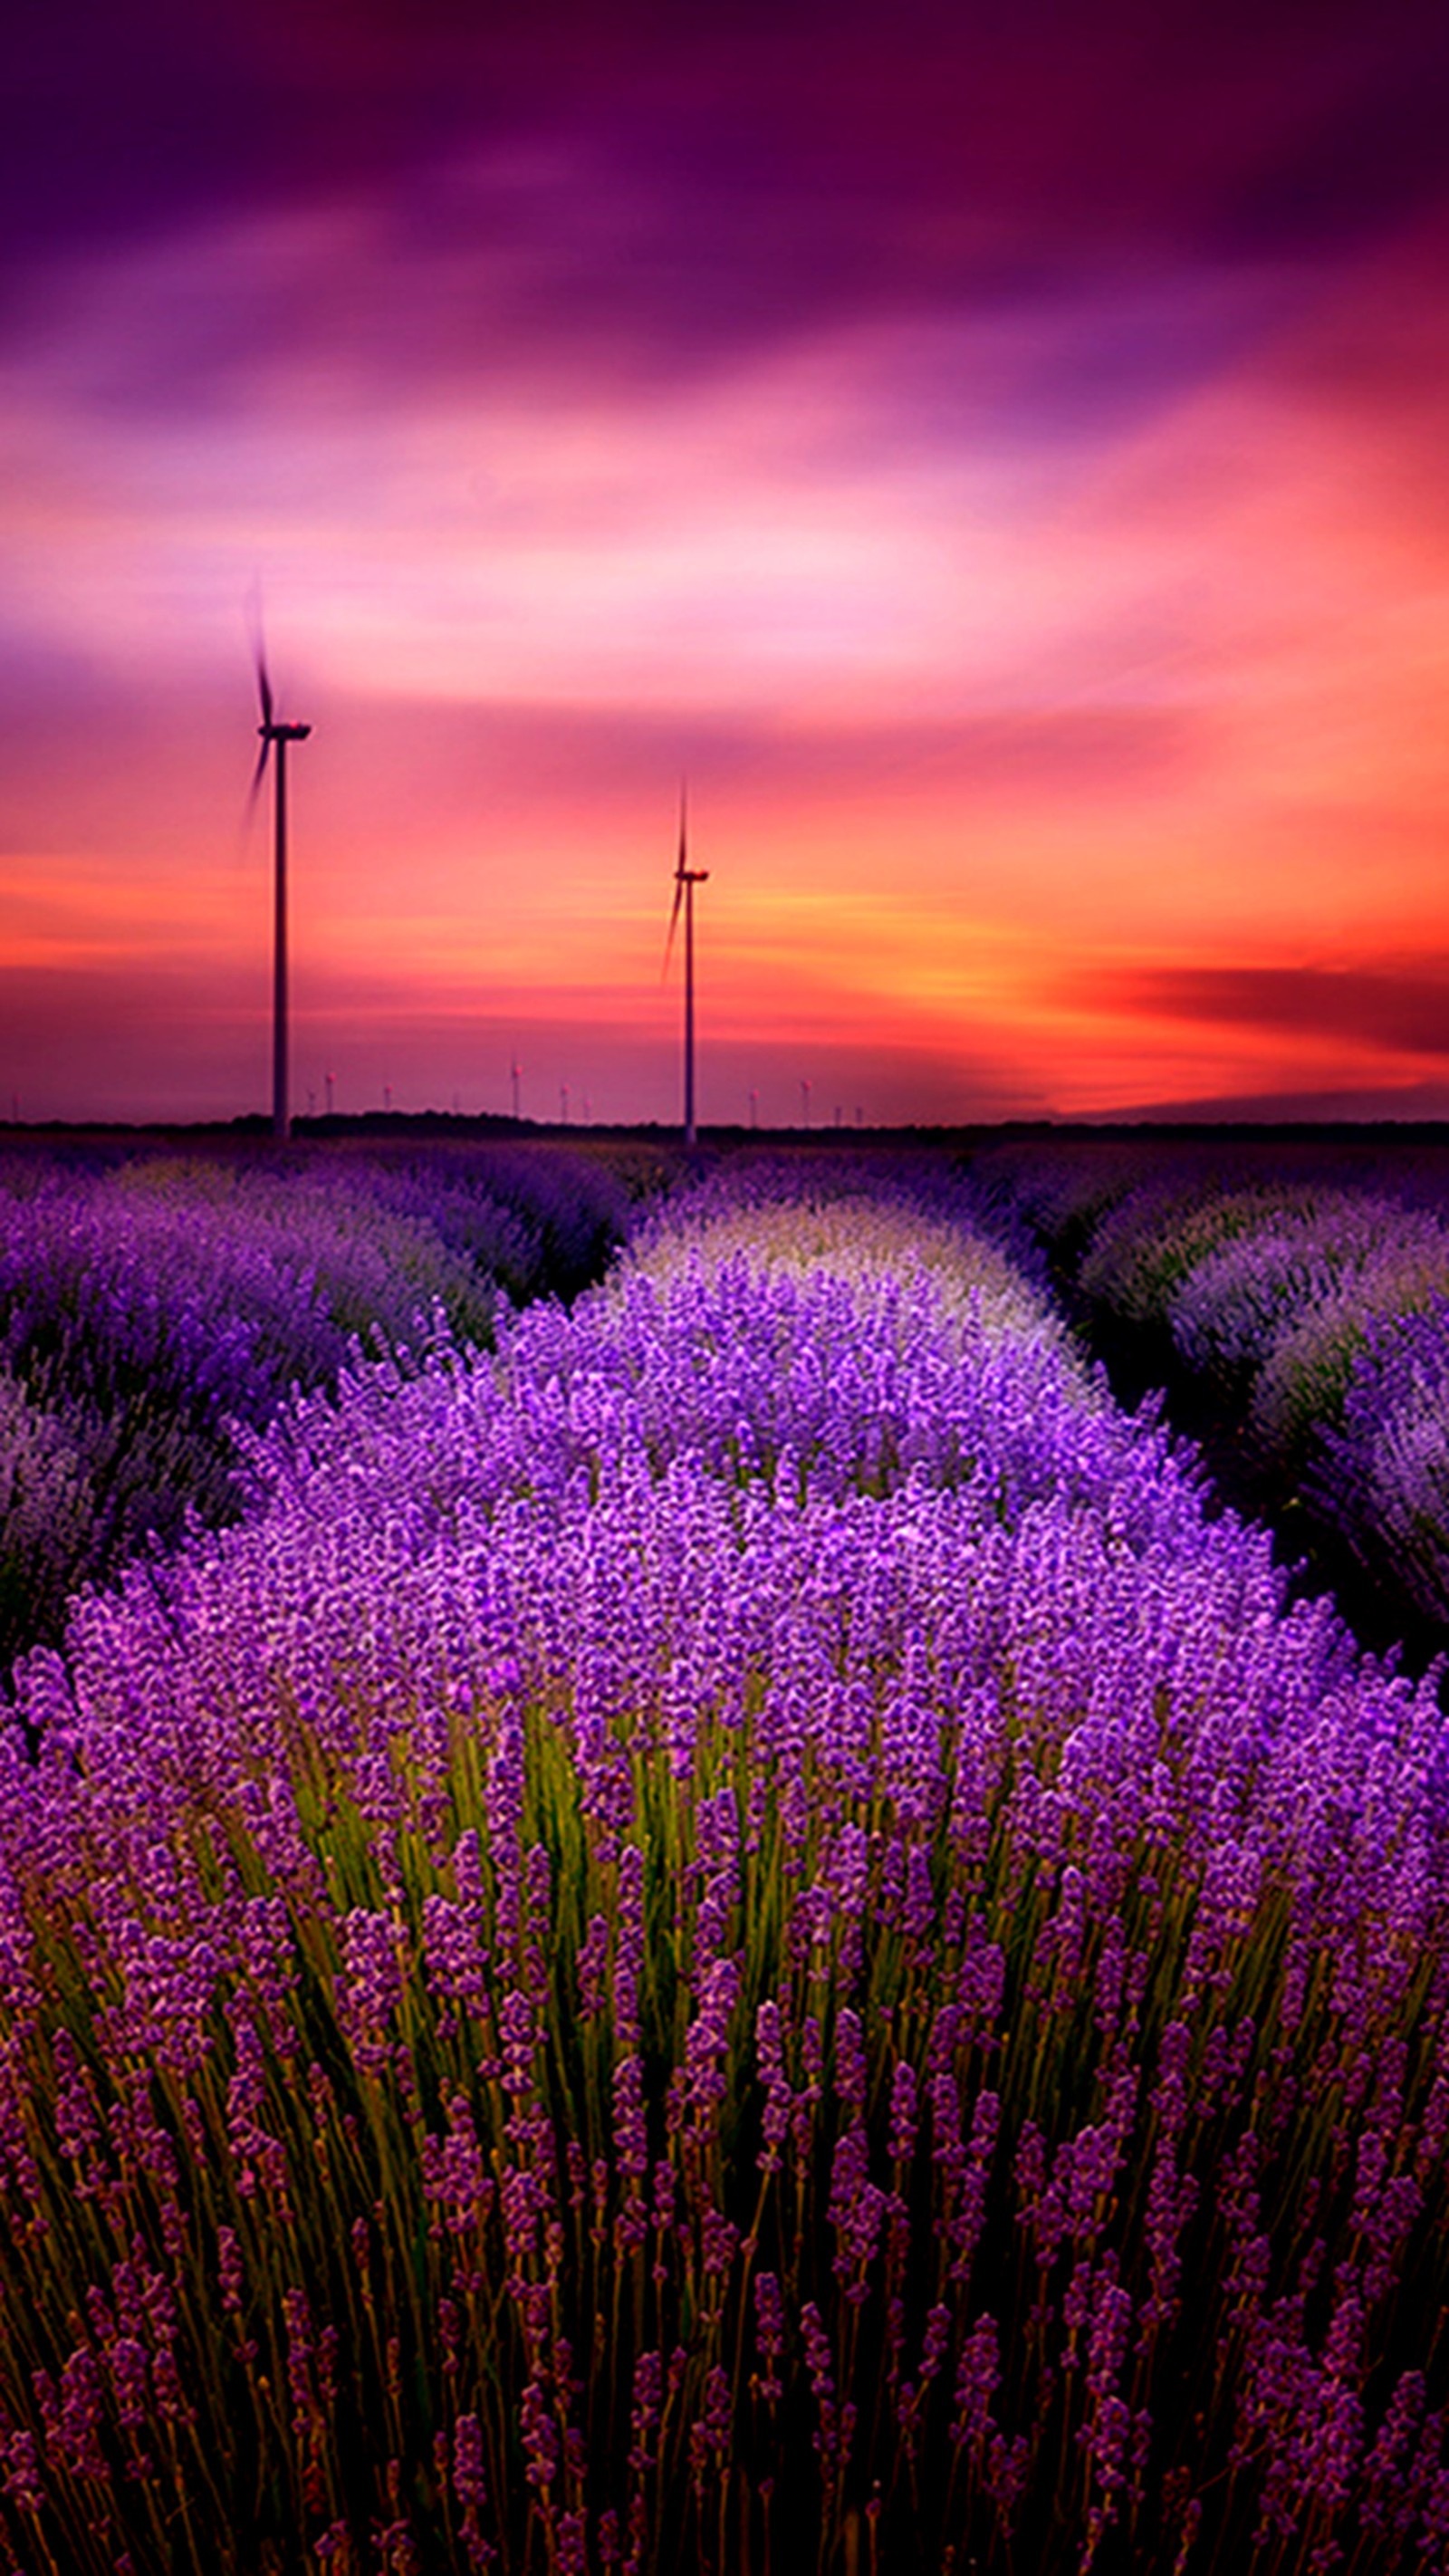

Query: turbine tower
[249,631,312,1142]
[664,781,708,1149]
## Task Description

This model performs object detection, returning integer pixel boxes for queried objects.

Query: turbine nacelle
[249,611,312,795]
[664,781,708,976]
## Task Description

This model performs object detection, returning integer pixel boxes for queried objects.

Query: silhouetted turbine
[663,781,708,1148]
[248,630,312,1141]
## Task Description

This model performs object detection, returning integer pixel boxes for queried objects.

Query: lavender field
[1,1143,1448,2571]
[0,1140,652,1670]
[975,1135,1449,1653]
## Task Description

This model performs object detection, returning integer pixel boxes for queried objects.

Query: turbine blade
[245,579,274,727]
[247,733,272,811]
[662,870,684,979]
[254,646,273,731]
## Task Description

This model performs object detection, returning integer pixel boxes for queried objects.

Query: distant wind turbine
[663,781,709,1149]
[248,617,312,1142]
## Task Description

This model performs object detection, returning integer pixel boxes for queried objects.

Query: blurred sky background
[4,0,1448,1127]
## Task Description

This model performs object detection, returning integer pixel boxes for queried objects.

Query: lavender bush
[0,1143,651,1665]
[974,1139,1449,1636]
[0,1370,96,1657]
[1313,1298,1449,1626]
[0,1168,1444,2570]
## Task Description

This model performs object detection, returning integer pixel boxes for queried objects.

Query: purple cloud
[7,5,1449,410]
[1081,962,1449,1063]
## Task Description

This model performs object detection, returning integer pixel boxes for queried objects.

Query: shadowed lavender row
[0,1140,655,1666]
[0,1159,1445,2570]
[974,1135,1449,1637]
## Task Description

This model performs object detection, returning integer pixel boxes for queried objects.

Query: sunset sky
[4,0,1449,1127]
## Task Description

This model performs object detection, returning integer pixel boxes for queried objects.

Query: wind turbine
[248,622,312,1142]
[664,781,708,1149]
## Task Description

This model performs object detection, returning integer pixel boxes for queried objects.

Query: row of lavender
[0,1156,1445,2571]
[0,1140,654,1667]
[973,1136,1449,1639]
